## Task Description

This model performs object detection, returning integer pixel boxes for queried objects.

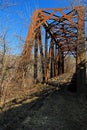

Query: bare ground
[0,84,87,130]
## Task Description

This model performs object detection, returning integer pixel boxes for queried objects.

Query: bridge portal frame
[17,6,86,93]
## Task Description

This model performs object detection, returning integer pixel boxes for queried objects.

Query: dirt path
[0,87,87,130]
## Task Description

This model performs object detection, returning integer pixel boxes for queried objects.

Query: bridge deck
[46,73,75,86]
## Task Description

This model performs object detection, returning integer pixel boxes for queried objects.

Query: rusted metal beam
[45,31,48,59]
[50,41,54,78]
[58,48,64,75]
[34,34,38,83]
[76,6,86,93]
[15,6,86,92]
[39,28,45,82]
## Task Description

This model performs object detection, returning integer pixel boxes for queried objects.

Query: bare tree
[0,0,16,10]
[0,29,16,110]
[0,0,17,110]
[0,0,39,110]
[74,0,87,18]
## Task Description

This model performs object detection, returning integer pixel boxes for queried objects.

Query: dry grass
[0,86,87,130]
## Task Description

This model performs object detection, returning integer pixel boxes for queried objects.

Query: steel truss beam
[16,6,86,93]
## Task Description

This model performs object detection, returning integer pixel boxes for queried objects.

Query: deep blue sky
[0,0,86,55]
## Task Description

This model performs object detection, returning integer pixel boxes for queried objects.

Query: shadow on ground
[0,85,87,130]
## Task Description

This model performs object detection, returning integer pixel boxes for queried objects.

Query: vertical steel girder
[16,6,86,92]
[34,34,38,82]
[58,48,64,75]
[76,7,86,93]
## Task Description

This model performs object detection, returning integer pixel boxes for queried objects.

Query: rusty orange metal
[16,6,86,91]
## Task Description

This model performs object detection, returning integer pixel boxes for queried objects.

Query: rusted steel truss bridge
[17,6,86,93]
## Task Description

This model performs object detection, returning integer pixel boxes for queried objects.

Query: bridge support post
[39,29,45,82]
[54,44,57,77]
[50,42,54,78]
[34,35,38,83]
[58,48,64,75]
[45,31,48,81]
[76,7,86,94]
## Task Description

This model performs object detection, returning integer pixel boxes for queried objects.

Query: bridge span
[16,6,86,94]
